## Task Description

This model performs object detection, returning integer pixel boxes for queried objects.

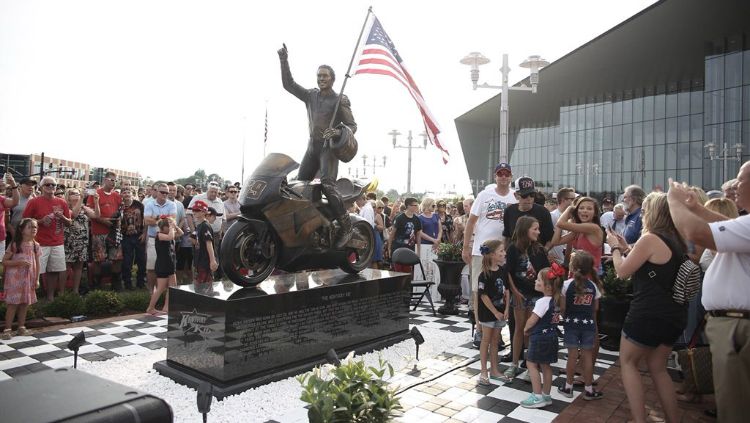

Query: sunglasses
[105,178,117,182]
[42,183,56,188]
[159,190,169,195]
[519,193,534,199]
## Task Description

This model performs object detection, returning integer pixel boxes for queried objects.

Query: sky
[0,0,657,195]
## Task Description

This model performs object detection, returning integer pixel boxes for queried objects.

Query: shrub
[84,290,124,316]
[298,352,402,423]
[42,292,86,318]
[602,266,632,301]
[436,242,463,261]
[118,290,152,312]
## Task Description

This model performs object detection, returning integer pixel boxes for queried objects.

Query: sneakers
[1,329,11,340]
[557,385,574,398]
[543,394,553,406]
[520,393,547,409]
[583,389,604,400]
[16,327,31,336]
[503,365,517,381]
[520,370,532,383]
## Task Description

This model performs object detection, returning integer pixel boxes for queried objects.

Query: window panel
[643,95,655,120]
[745,50,750,84]
[666,93,678,118]
[678,91,691,116]
[666,118,678,143]
[704,90,724,125]
[725,86,742,122]
[570,108,578,132]
[690,169,703,188]
[690,91,703,115]
[654,119,666,145]
[586,106,595,130]
[622,123,633,148]
[623,147,632,171]
[595,103,604,128]
[744,86,750,121]
[632,97,643,123]
[666,143,678,170]
[690,141,704,168]
[622,99,633,124]
[643,120,654,146]
[577,106,585,130]
[613,101,623,125]
[677,142,690,169]
[725,51,743,88]
[655,94,666,119]
[690,114,703,141]
[603,102,613,127]
[633,122,643,147]
[654,145,666,170]
[586,129,594,152]
[678,116,691,142]
[705,56,724,91]
[643,145,654,170]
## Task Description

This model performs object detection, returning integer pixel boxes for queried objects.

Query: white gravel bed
[78,326,470,423]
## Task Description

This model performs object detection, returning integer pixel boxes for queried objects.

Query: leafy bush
[84,290,124,316]
[42,292,86,318]
[436,242,463,261]
[298,352,402,423]
[602,266,632,301]
[118,290,152,312]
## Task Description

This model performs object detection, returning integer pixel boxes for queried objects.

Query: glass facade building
[456,0,750,198]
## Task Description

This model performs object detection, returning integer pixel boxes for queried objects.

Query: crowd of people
[2,160,748,422]
[359,161,747,422]
[0,171,240,338]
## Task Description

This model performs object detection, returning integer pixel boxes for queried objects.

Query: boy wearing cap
[191,200,219,284]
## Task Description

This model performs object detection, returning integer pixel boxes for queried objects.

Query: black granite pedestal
[153,268,410,399]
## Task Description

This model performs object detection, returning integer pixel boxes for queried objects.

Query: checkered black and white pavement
[0,302,619,423]
[0,315,167,380]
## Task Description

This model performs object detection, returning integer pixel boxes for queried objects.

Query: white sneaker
[520,370,532,382]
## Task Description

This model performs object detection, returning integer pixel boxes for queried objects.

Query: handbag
[676,315,714,394]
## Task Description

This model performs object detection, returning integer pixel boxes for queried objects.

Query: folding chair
[391,247,436,316]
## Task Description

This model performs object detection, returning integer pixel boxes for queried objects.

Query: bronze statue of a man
[278,44,357,248]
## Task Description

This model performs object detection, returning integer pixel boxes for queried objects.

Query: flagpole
[327,6,373,130]
[241,115,246,183]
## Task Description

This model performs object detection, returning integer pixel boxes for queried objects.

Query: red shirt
[22,196,71,246]
[87,188,122,236]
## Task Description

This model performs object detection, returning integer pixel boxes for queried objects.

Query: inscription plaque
[154,268,410,398]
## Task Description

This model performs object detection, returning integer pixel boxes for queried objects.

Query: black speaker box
[0,367,173,423]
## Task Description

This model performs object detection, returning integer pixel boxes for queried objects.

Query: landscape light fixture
[326,348,341,367]
[410,327,425,360]
[67,331,86,369]
[196,381,213,423]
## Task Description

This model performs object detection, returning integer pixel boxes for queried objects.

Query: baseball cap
[20,177,37,186]
[207,207,223,217]
[191,200,209,213]
[515,177,536,196]
[494,163,512,175]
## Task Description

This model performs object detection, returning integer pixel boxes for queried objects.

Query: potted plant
[434,242,464,315]
[598,265,633,351]
[298,352,402,422]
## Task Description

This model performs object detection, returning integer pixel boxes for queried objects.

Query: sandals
[478,376,492,386]
[1,329,11,340]
[16,327,31,336]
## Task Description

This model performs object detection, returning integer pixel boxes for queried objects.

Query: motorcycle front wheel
[220,220,278,287]
[339,220,375,274]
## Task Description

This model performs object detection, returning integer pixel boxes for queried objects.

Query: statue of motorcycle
[220,153,376,287]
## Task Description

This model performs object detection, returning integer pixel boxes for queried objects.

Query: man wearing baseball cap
[462,162,518,347]
[502,177,554,246]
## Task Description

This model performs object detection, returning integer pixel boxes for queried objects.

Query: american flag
[354,16,449,164]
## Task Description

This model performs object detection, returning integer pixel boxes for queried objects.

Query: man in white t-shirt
[356,195,375,227]
[462,163,517,340]
[667,160,750,423]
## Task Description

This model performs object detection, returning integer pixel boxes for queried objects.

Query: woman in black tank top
[606,192,687,423]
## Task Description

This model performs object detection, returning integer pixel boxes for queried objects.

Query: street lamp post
[470,179,486,195]
[705,142,744,182]
[460,53,548,164]
[391,129,428,194]
[576,162,599,197]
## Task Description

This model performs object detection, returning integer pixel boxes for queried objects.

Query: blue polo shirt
[623,207,642,245]
[144,199,177,237]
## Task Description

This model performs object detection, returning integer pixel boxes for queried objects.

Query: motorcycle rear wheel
[220,220,278,287]
[339,220,375,274]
